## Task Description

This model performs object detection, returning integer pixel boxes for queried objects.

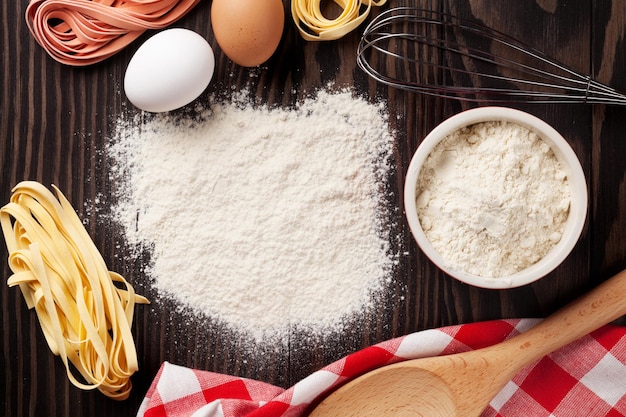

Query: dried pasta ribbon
[1,181,149,400]
[25,0,201,66]
[291,0,387,41]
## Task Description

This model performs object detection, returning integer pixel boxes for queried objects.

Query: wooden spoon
[309,269,626,417]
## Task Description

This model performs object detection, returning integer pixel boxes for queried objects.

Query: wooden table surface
[2,1,626,416]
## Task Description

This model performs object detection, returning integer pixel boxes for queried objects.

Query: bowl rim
[404,106,588,289]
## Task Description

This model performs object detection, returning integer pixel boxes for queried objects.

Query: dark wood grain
[2,1,626,416]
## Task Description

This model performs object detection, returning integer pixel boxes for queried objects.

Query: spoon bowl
[309,269,626,417]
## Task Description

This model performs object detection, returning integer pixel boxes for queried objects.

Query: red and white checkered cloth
[137,319,626,417]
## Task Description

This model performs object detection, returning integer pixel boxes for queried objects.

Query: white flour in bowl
[416,120,570,278]
[108,89,397,342]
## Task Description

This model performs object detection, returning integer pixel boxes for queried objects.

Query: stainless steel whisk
[357,7,626,105]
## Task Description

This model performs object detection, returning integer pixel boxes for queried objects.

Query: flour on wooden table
[108,89,397,342]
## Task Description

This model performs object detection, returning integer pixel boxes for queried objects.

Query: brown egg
[211,0,285,67]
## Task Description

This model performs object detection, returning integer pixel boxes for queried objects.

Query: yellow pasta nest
[1,181,149,400]
[292,0,387,41]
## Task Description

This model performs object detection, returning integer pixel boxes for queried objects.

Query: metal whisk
[357,7,626,105]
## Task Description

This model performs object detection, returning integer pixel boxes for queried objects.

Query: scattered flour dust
[416,120,570,278]
[108,89,397,342]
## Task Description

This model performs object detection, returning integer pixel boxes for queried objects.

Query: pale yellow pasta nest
[292,0,387,41]
[1,181,149,400]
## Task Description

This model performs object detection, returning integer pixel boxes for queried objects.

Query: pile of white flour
[416,121,570,278]
[108,89,396,342]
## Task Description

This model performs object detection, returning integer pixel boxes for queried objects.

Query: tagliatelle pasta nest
[291,0,387,41]
[25,0,200,66]
[1,181,149,400]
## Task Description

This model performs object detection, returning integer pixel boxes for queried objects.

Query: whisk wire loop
[357,7,626,105]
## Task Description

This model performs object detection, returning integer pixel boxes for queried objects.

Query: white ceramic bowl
[404,107,588,289]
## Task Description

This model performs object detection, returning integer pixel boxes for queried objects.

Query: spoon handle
[497,269,626,369]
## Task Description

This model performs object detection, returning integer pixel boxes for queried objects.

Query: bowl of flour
[404,107,587,289]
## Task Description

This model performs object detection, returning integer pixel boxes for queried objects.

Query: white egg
[124,28,215,113]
